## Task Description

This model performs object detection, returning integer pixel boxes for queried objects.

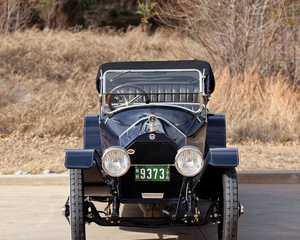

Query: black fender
[193,148,238,190]
[65,149,101,169]
[205,148,239,168]
[84,115,102,156]
[205,113,226,153]
[80,115,106,186]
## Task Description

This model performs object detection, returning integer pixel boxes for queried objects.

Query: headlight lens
[102,147,130,177]
[175,146,204,177]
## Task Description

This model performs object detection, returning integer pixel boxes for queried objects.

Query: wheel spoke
[128,94,142,104]
[107,84,150,111]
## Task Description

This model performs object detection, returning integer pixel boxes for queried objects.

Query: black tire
[218,168,238,240]
[70,169,86,240]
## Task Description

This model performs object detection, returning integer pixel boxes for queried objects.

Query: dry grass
[0,28,195,137]
[0,28,299,174]
[230,141,300,172]
[0,28,299,141]
[0,133,81,174]
[209,68,300,142]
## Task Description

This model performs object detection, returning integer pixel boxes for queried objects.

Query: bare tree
[37,0,67,30]
[137,0,157,31]
[155,0,300,82]
[0,0,37,34]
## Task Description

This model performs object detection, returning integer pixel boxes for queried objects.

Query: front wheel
[218,168,239,240]
[70,169,86,240]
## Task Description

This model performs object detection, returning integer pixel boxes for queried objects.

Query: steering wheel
[107,84,150,111]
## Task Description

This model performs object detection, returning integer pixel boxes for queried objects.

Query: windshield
[102,70,202,113]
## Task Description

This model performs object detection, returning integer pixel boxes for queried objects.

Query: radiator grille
[120,141,183,202]
[128,142,177,165]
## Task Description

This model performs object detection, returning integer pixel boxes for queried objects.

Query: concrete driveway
[0,184,299,239]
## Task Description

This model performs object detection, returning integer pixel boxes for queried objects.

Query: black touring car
[62,60,243,240]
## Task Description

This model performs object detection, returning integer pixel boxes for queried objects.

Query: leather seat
[110,84,200,111]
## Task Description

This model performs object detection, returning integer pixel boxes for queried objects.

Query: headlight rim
[175,145,204,177]
[101,146,131,177]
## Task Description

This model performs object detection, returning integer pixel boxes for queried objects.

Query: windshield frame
[100,69,205,115]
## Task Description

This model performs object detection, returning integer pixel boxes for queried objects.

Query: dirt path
[1,135,299,174]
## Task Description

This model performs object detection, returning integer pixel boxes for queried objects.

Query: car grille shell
[120,136,183,203]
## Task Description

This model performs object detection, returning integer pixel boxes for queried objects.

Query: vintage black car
[62,60,243,240]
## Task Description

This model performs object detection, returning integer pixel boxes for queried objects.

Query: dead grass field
[1,28,299,141]
[0,28,299,174]
[228,141,300,172]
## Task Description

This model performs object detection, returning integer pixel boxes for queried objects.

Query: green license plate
[135,166,170,182]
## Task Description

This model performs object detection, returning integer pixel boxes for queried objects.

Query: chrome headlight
[175,146,204,177]
[102,147,130,177]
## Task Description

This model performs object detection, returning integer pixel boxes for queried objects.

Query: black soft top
[96,60,214,93]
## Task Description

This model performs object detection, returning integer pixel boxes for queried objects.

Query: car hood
[99,106,205,150]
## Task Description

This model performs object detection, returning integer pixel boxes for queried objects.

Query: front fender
[205,148,239,168]
[84,115,102,156]
[65,149,101,169]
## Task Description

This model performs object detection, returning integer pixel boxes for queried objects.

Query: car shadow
[118,202,218,240]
